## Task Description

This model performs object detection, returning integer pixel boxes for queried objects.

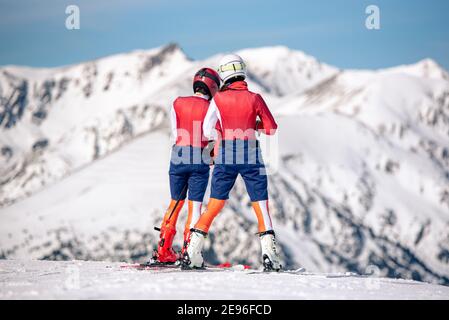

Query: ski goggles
[217,62,246,73]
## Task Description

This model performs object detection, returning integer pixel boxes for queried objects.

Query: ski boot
[181,229,191,257]
[155,226,179,264]
[259,230,282,271]
[181,229,206,270]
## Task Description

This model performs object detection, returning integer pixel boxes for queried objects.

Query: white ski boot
[260,231,282,271]
[182,229,206,269]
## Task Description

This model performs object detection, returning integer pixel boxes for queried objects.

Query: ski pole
[168,182,188,221]
[154,182,188,231]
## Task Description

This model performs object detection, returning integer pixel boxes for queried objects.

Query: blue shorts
[169,146,210,202]
[210,140,268,202]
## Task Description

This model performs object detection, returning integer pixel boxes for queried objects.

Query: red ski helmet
[193,68,221,98]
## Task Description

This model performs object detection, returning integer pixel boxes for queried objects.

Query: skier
[182,54,282,271]
[154,68,221,264]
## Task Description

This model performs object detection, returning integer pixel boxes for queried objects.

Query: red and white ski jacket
[203,81,277,141]
[170,93,210,148]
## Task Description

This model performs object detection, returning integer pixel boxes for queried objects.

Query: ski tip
[119,264,141,269]
[216,262,232,268]
[215,262,253,270]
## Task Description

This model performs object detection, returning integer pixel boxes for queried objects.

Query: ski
[245,267,306,275]
[120,261,180,270]
[120,262,253,272]
[243,269,367,279]
[119,262,309,276]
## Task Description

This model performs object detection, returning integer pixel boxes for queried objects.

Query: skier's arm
[255,94,277,135]
[170,104,178,143]
[202,100,219,141]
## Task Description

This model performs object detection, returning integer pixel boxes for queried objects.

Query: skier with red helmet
[153,67,221,264]
[182,54,282,271]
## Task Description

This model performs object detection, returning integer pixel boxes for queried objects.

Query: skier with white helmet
[153,68,221,264]
[182,54,282,271]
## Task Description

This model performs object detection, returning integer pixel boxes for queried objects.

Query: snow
[0,132,172,259]
[1,43,449,287]
[237,46,338,96]
[0,260,448,300]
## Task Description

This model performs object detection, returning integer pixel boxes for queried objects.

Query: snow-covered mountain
[0,44,448,286]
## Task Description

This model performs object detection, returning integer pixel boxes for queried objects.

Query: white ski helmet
[217,53,247,83]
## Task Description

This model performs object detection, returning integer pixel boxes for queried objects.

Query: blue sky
[0,0,448,70]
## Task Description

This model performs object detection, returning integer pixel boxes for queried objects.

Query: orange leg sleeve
[193,198,226,233]
[182,200,203,254]
[161,199,185,230]
[184,201,193,238]
[184,200,202,239]
[251,200,273,233]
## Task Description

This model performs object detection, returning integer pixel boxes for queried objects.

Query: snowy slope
[0,132,171,261]
[1,44,448,286]
[0,260,448,300]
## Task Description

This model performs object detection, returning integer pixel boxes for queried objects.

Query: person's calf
[193,198,226,232]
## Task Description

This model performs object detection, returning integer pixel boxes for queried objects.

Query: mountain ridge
[1,43,448,286]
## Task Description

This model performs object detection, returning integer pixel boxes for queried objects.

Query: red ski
[120,261,252,271]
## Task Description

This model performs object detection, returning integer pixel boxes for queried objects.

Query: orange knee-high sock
[161,199,185,230]
[182,200,202,253]
[157,199,185,262]
[193,198,226,233]
[251,200,273,233]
